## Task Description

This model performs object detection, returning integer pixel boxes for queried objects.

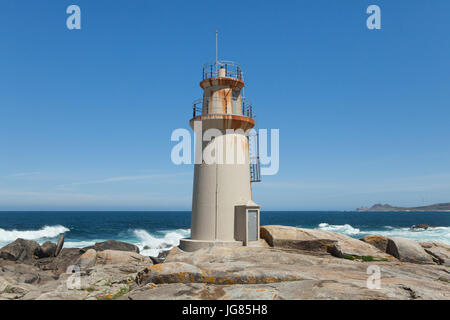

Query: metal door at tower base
[248,210,258,241]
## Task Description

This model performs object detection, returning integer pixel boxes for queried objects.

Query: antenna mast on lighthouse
[215,29,219,68]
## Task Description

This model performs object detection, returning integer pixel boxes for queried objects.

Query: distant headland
[356,202,450,212]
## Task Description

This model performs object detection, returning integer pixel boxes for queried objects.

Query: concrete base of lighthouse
[179,239,244,252]
[179,200,261,252]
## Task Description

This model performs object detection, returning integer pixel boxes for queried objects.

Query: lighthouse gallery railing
[202,61,243,81]
[192,97,254,119]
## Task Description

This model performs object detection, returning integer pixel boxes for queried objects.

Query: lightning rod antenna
[216,28,218,67]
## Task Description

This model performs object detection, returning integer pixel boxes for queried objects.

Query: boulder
[76,249,97,269]
[360,235,389,252]
[386,237,434,264]
[260,225,338,253]
[420,242,450,266]
[96,250,150,266]
[150,249,171,264]
[34,248,83,275]
[39,241,57,258]
[411,224,436,230]
[54,234,65,257]
[83,240,139,254]
[260,225,393,260]
[0,239,42,263]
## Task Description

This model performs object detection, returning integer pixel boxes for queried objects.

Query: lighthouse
[179,59,261,252]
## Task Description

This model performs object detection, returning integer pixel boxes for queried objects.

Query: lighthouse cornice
[189,114,255,131]
[200,77,245,90]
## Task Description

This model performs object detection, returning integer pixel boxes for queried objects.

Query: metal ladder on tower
[249,130,261,183]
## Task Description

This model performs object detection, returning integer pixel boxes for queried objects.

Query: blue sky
[1,0,449,211]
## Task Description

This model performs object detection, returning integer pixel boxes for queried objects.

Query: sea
[0,211,448,257]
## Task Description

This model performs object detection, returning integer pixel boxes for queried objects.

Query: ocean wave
[0,225,69,243]
[318,223,361,235]
[368,226,450,244]
[134,228,190,257]
[315,223,449,244]
[64,241,97,248]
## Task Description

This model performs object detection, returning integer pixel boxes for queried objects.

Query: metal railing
[249,131,261,183]
[202,61,243,81]
[192,97,254,119]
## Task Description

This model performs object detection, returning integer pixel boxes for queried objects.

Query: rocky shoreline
[1,225,449,300]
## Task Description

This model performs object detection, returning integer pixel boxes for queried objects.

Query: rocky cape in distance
[357,202,450,212]
[1,226,449,300]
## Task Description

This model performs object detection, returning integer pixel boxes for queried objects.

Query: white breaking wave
[0,225,69,244]
[318,223,361,235]
[64,241,97,248]
[368,226,450,244]
[316,223,450,244]
[134,229,190,257]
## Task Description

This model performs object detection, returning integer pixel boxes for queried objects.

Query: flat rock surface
[126,278,448,300]
[127,245,450,300]
[420,242,450,266]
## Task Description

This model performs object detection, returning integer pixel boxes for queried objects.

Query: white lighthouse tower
[179,55,261,252]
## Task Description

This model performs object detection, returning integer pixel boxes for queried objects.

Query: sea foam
[0,225,69,244]
[367,226,450,244]
[134,228,190,257]
[64,241,97,248]
[318,223,361,235]
[316,223,450,244]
